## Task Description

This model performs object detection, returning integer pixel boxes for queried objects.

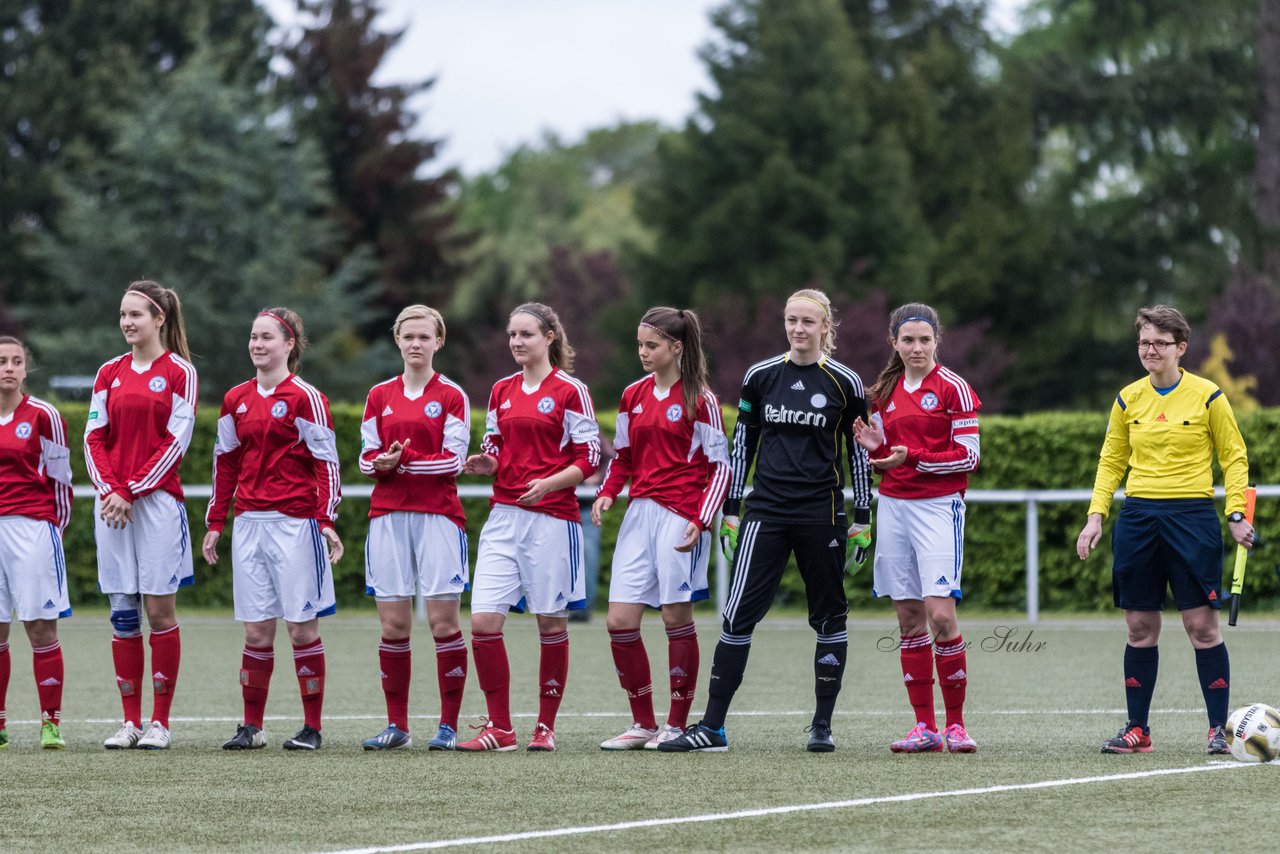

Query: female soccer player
[852,303,981,754]
[85,281,197,751]
[0,337,72,750]
[660,289,872,754]
[1076,305,1250,755]
[203,307,343,752]
[458,302,600,752]
[359,305,470,751]
[592,307,729,750]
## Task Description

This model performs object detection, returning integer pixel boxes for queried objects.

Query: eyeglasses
[1137,340,1178,352]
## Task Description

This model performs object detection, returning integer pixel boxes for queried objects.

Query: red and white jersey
[0,395,72,531]
[871,364,981,500]
[84,351,198,503]
[598,376,730,530]
[480,369,599,522]
[359,373,470,530]
[206,374,341,532]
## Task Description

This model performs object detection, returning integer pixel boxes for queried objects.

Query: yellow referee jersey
[1088,368,1248,518]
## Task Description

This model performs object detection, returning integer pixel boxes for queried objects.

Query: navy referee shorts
[1110,497,1225,611]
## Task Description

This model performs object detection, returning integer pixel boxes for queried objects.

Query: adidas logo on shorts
[303,601,314,612]
[445,666,466,678]
[449,574,464,586]
[555,592,565,603]
[817,653,841,666]
[678,582,691,592]
[791,380,805,391]
[43,599,55,609]
[935,576,948,586]
[236,402,247,414]
[168,574,178,585]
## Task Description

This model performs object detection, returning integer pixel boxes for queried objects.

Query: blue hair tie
[894,315,936,334]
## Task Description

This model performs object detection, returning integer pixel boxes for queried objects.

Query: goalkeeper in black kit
[659,289,872,753]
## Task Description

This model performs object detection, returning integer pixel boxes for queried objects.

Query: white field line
[6,706,1207,726]
[312,763,1254,854]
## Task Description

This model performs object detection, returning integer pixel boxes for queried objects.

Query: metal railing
[72,483,1273,624]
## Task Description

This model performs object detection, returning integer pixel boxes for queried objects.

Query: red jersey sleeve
[358,387,393,482]
[38,404,74,534]
[562,378,600,479]
[206,393,242,533]
[597,389,634,501]
[125,357,197,499]
[84,360,126,499]
[296,384,342,530]
[904,373,981,475]
[694,390,731,530]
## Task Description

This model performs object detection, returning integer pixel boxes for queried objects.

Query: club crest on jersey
[148,376,167,393]
[920,392,940,411]
[424,400,442,418]
[666,403,683,422]
[810,393,827,409]
[15,421,32,439]
[271,400,288,419]
[537,396,555,414]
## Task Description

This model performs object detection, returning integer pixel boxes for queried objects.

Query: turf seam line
[310,762,1253,854]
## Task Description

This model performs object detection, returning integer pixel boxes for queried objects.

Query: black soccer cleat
[656,723,728,753]
[1207,724,1230,755]
[283,725,323,751]
[222,723,267,750]
[806,721,835,753]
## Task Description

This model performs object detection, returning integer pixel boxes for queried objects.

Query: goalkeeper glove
[719,515,740,562]
[846,517,872,574]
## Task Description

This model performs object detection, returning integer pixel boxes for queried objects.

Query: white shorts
[95,491,194,596]
[872,493,965,601]
[609,498,710,607]
[232,513,336,623]
[470,504,585,616]
[365,512,469,600]
[0,516,72,622]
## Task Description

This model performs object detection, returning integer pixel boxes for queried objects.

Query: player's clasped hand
[852,416,907,470]
[517,478,553,506]
[846,519,872,573]
[372,438,410,471]
[99,492,133,529]
[462,453,498,476]
[719,515,740,561]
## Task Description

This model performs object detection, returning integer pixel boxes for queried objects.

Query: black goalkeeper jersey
[723,353,871,525]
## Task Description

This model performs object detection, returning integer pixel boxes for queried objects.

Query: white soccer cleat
[104,721,143,750]
[644,724,686,750]
[137,721,172,750]
[600,723,659,751]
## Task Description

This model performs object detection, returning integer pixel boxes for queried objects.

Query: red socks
[240,644,274,729]
[434,631,467,731]
[935,635,968,729]
[31,640,64,724]
[538,629,569,730]
[378,636,412,731]
[148,625,180,727]
[899,632,936,730]
[609,627,656,730]
[293,638,326,731]
[471,632,511,730]
[665,622,699,729]
[0,642,9,730]
[111,633,145,725]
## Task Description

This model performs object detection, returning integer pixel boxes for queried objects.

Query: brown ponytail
[639,306,709,420]
[126,280,191,362]
[870,303,943,405]
[260,307,308,374]
[511,303,576,372]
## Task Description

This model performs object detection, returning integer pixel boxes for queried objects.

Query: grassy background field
[2,609,1278,853]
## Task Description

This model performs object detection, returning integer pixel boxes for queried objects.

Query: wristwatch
[1227,512,1246,524]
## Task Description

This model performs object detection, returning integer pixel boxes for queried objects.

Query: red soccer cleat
[527,722,556,752]
[456,720,518,752]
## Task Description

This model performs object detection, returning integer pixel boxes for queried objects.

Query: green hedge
[48,404,1280,611]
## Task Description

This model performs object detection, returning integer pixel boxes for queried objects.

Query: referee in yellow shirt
[1076,305,1254,755]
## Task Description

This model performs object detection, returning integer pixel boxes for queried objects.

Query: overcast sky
[265,0,1026,176]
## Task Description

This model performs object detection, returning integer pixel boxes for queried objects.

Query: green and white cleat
[41,714,66,750]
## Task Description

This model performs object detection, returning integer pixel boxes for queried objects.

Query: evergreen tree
[30,50,376,400]
[281,0,464,335]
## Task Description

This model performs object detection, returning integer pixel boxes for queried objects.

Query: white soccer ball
[1226,703,1280,763]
